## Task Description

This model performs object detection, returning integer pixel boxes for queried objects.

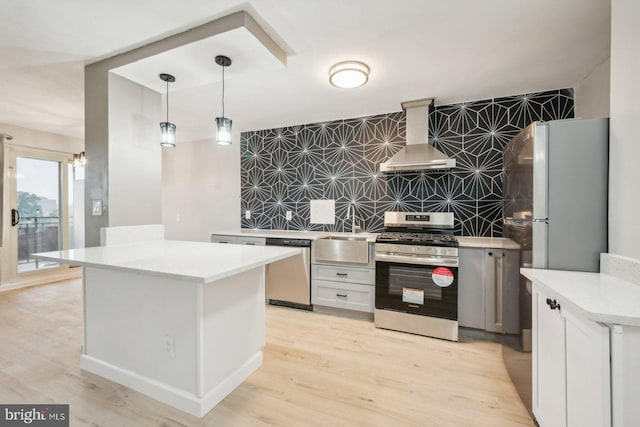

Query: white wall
[0,123,83,153]
[108,73,162,227]
[609,0,640,260]
[162,134,240,242]
[574,58,611,119]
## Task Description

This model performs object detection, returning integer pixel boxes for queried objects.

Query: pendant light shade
[160,122,176,147]
[215,117,232,145]
[159,73,176,147]
[214,55,232,145]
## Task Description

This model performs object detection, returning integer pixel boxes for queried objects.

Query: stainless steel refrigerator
[500,118,609,417]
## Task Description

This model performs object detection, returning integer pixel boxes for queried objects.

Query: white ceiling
[0,0,611,142]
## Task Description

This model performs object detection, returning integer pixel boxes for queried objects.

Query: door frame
[2,144,74,285]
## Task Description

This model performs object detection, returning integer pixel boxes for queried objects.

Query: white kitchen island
[34,240,300,418]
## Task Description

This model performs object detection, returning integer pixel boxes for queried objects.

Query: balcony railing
[17,216,60,267]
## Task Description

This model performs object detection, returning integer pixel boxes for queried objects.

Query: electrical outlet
[286,211,292,221]
[165,334,175,359]
[245,210,251,219]
[176,213,181,222]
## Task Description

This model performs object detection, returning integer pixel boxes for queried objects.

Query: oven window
[388,265,442,301]
[375,261,458,320]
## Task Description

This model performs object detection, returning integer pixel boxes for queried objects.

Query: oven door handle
[375,253,459,267]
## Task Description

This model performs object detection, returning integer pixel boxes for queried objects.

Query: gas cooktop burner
[376,232,458,247]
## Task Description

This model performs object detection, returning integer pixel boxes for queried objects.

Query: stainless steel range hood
[380,98,455,173]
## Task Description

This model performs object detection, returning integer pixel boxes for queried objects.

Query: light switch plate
[91,199,103,216]
[286,211,292,220]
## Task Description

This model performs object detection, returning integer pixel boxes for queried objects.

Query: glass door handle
[11,209,19,226]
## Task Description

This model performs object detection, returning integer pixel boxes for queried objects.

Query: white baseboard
[81,351,263,418]
[0,267,82,292]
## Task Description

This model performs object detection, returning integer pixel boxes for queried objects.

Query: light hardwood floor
[0,279,534,426]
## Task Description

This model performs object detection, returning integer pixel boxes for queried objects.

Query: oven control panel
[384,211,454,228]
[406,214,430,222]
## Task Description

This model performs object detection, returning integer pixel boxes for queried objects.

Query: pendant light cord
[166,79,170,122]
[221,65,225,118]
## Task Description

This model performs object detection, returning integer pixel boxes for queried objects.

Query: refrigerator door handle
[531,218,549,223]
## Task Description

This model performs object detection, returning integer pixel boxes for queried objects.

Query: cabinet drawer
[312,264,374,285]
[238,236,266,246]
[312,280,374,313]
[211,235,240,244]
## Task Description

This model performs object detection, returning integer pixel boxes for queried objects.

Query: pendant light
[159,73,176,147]
[214,55,232,145]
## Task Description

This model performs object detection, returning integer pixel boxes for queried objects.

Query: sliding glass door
[5,146,74,282]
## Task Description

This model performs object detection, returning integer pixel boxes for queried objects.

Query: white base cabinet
[533,285,610,427]
[311,244,375,314]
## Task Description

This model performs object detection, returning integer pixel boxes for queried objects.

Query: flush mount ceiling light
[328,60,370,89]
[214,55,232,145]
[159,73,176,148]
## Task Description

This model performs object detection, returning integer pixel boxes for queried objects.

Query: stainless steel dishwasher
[265,238,312,310]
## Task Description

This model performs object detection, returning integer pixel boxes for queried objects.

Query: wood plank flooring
[0,279,534,426]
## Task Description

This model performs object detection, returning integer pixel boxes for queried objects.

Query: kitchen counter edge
[521,267,640,327]
[211,229,379,242]
[456,236,520,249]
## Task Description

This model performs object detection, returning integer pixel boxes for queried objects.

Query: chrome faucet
[346,202,361,233]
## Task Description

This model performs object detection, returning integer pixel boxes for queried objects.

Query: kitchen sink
[314,235,373,266]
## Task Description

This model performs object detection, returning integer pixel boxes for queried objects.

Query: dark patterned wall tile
[241,200,263,217]
[463,169,503,201]
[449,199,477,235]
[266,182,288,203]
[354,159,387,202]
[240,89,573,237]
[449,103,480,136]
[351,202,377,232]
[289,203,316,231]
[431,105,461,138]
[271,215,289,231]
[558,93,575,120]
[492,103,521,143]
[387,175,419,203]
[242,214,270,230]
[433,133,463,157]
[241,183,271,204]
[477,200,504,237]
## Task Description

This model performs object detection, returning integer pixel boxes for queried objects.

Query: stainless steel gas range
[374,212,459,341]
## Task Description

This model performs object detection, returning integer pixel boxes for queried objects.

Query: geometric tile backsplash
[240,88,574,236]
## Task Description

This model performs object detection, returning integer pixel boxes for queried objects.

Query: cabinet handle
[336,293,348,297]
[488,251,493,256]
[336,272,348,277]
[244,242,256,245]
[495,254,503,327]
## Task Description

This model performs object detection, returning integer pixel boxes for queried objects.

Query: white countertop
[211,229,379,242]
[34,240,300,284]
[521,268,640,327]
[456,236,520,249]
